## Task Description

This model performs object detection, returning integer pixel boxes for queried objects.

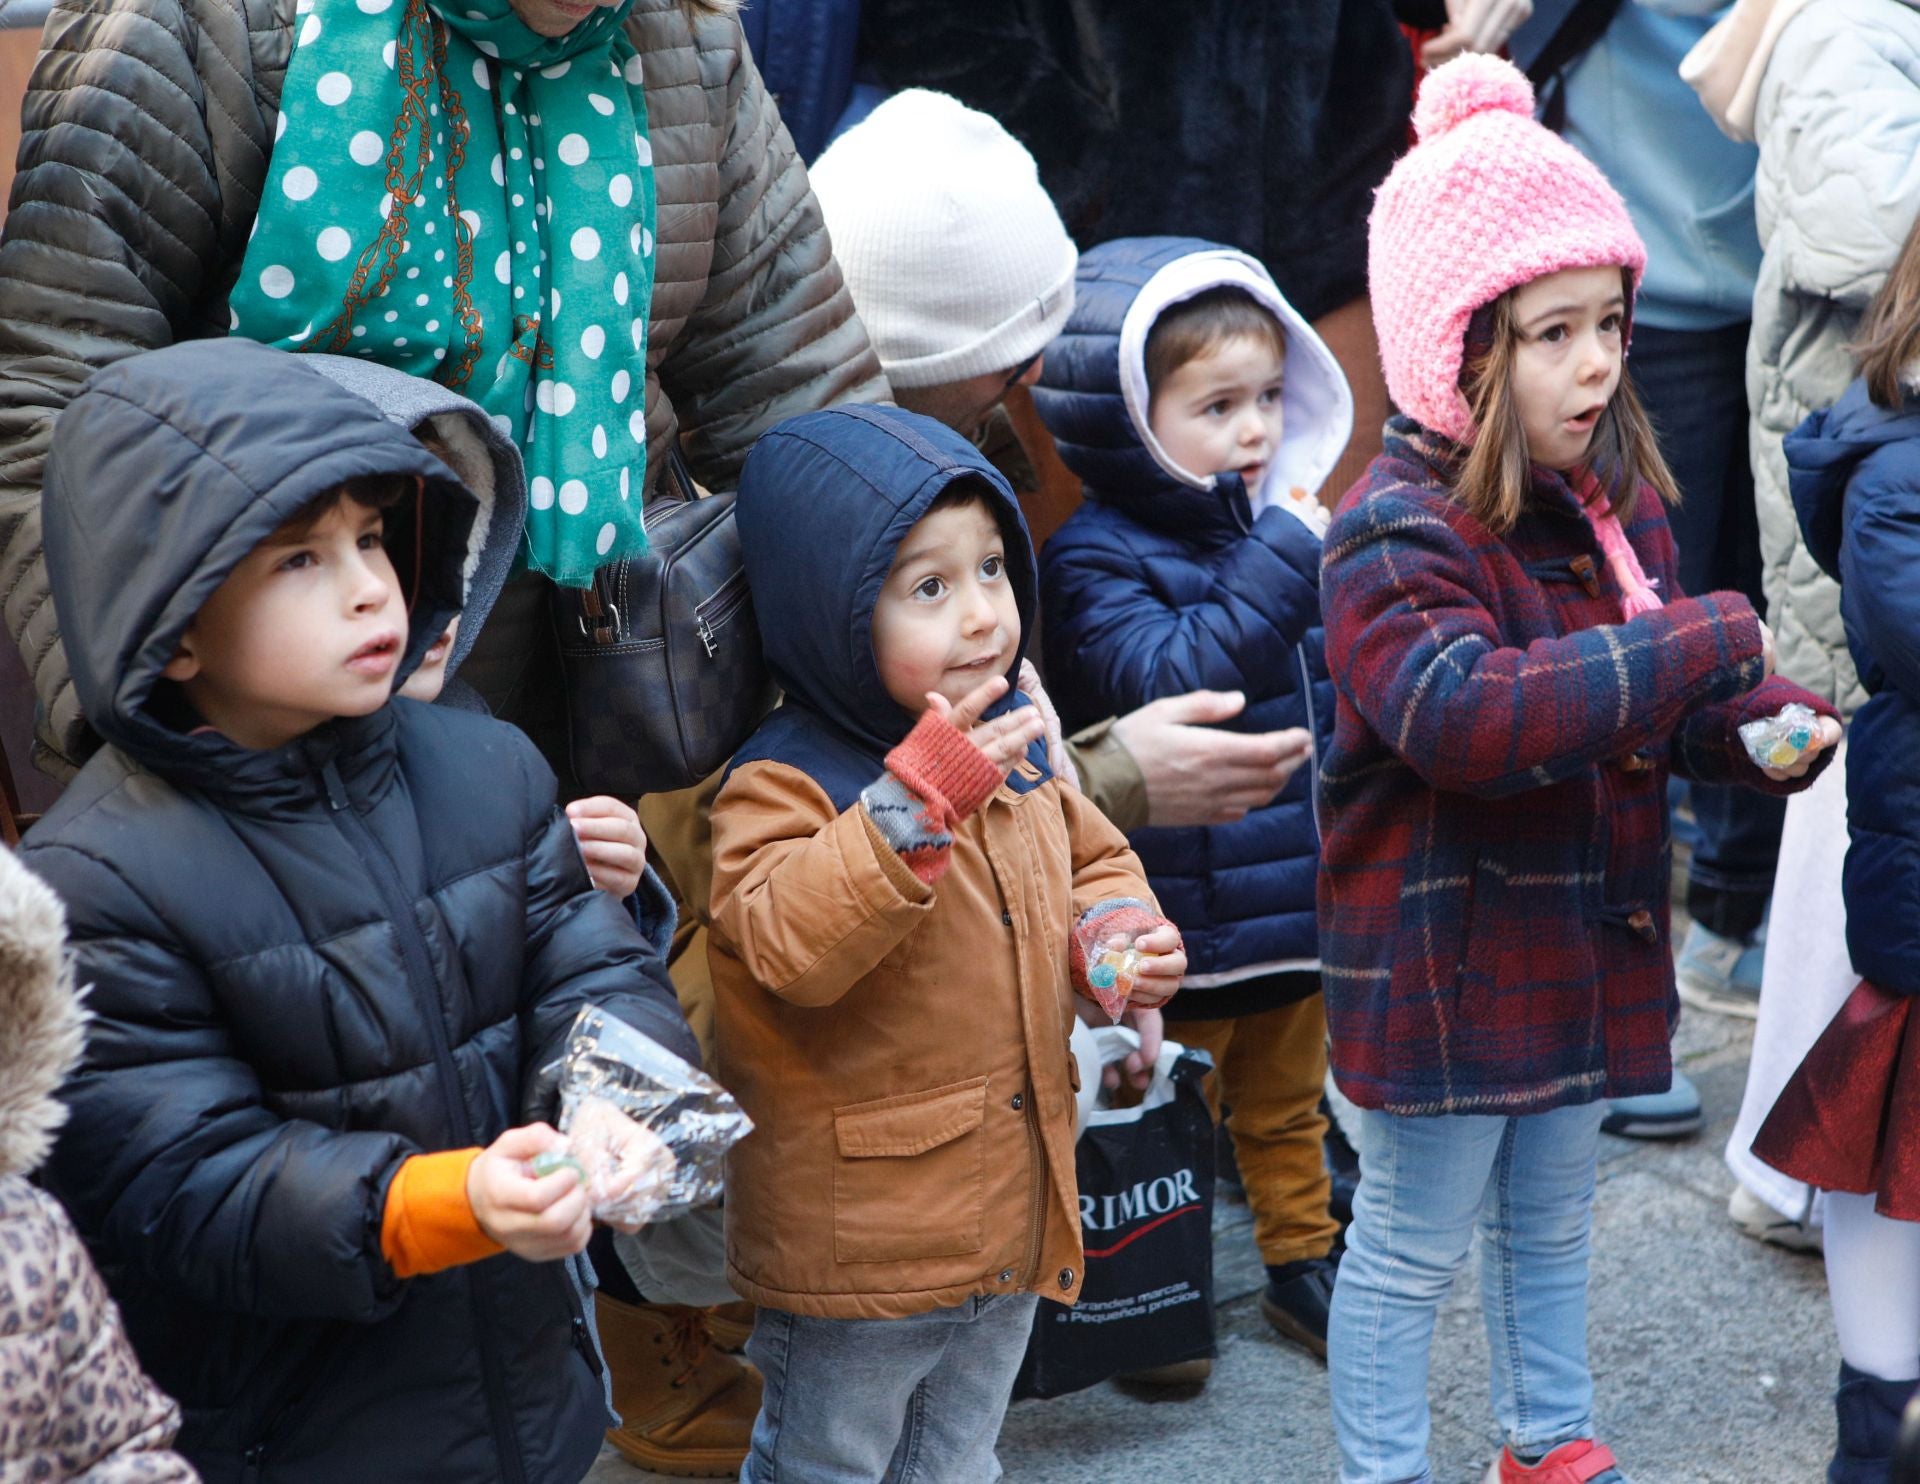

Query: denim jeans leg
[1477,1101,1607,1460]
[882,1294,1038,1484]
[1630,322,1782,940]
[1329,1110,1510,1484]
[741,1297,1038,1484]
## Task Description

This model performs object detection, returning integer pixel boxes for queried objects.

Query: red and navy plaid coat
[1318,419,1836,1116]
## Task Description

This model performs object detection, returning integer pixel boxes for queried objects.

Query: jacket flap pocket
[834,1077,989,1159]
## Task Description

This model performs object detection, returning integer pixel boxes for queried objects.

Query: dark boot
[1832,1361,1919,1484]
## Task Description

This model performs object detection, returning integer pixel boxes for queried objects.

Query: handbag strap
[1523,0,1627,132]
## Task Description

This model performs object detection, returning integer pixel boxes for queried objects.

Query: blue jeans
[1327,1102,1609,1484]
[1632,322,1784,941]
[740,1293,1039,1483]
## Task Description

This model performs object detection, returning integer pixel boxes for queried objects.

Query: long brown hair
[1454,269,1680,534]
[1855,211,1920,409]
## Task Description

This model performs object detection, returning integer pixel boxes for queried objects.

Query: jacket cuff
[380,1149,503,1279]
[885,709,1004,820]
[1067,719,1148,834]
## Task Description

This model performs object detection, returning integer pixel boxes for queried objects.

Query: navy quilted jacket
[1788,380,1920,994]
[21,342,696,1484]
[1031,238,1348,988]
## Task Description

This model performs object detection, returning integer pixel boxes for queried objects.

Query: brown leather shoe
[706,1301,756,1353]
[596,1295,761,1478]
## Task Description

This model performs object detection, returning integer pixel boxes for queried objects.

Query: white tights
[1826,1190,1920,1381]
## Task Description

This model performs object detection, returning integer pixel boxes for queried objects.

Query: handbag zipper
[693,571,750,659]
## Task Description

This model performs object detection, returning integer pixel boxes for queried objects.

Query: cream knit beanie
[810,89,1078,389]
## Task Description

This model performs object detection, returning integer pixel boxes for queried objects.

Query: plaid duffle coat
[1318,419,1835,1117]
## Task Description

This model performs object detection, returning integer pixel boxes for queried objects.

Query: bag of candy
[1738,702,1820,771]
[528,1006,754,1228]
[1073,922,1145,1022]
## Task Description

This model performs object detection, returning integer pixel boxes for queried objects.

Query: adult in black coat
[21,340,697,1484]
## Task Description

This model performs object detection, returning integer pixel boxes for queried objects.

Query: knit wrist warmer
[887,708,1004,819]
[861,773,956,884]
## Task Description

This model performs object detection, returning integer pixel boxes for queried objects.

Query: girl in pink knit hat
[1314,53,1841,1484]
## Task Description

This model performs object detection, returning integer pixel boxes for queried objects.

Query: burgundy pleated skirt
[1755,980,1920,1221]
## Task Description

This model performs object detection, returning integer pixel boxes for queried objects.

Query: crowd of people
[0,1,1914,1482]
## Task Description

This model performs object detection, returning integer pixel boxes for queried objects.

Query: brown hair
[275,472,414,542]
[1144,288,1287,406]
[1854,211,1920,409]
[1454,270,1679,534]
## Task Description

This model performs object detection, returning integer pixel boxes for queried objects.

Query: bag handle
[1084,1027,1202,1127]
[1522,0,1627,132]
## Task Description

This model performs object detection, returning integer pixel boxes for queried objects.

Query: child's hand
[1127,923,1185,1011]
[1760,715,1842,782]
[467,1123,593,1263]
[567,1095,677,1232]
[1103,1006,1164,1094]
[566,796,646,900]
[925,675,1047,776]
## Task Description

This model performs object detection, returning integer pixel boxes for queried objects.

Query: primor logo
[1078,1168,1202,1233]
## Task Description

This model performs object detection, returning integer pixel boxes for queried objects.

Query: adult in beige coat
[0,0,885,1472]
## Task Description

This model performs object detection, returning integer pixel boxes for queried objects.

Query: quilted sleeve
[657,21,886,492]
[0,0,271,775]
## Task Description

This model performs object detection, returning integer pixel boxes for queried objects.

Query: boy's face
[398,614,460,703]
[1148,334,1287,494]
[871,497,1022,715]
[162,497,407,750]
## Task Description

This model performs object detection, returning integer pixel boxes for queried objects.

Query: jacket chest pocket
[832,1077,988,1263]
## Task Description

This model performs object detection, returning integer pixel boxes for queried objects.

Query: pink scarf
[1578,476,1662,619]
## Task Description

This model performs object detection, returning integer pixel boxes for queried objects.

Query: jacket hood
[0,849,84,1179]
[41,340,476,788]
[1033,237,1353,529]
[302,355,525,681]
[734,405,1038,758]
[1784,378,1920,581]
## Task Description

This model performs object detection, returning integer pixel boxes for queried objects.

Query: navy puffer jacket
[21,342,696,1484]
[1788,379,1920,994]
[1033,237,1348,989]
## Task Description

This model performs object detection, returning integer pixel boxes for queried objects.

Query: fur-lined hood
[0,848,84,1180]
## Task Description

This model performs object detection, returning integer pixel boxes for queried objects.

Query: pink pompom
[1413,53,1537,143]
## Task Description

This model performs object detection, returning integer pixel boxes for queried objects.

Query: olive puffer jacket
[0,0,885,776]
[21,341,698,1484]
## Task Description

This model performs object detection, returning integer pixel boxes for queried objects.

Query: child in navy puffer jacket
[1032,235,1353,1363]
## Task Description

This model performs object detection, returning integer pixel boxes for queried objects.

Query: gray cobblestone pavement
[593,1004,1838,1483]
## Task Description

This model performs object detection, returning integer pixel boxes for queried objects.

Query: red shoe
[1482,1439,1628,1484]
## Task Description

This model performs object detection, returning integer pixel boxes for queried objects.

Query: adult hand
[1420,0,1533,65]
[1760,716,1842,782]
[568,1096,677,1232]
[566,796,647,900]
[926,676,1047,776]
[1111,691,1313,828]
[1126,922,1185,1012]
[1102,1005,1165,1094]
[467,1123,593,1263]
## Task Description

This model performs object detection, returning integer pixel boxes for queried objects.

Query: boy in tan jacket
[710,405,1183,1481]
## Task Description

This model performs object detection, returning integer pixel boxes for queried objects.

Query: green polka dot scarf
[231,0,657,586]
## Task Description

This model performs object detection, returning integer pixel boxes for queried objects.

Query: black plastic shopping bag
[1015,1027,1217,1399]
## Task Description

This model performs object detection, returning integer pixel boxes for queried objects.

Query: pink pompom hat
[1368,53,1648,444]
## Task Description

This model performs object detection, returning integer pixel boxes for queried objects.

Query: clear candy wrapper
[531,1007,754,1228]
[1076,925,1145,1023]
[1738,702,1820,771]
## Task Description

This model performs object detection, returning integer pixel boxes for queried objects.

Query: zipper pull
[696,616,717,658]
[320,760,350,812]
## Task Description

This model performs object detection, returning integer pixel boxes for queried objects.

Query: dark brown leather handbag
[553,451,776,797]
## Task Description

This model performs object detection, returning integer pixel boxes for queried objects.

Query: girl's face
[1507,266,1626,472]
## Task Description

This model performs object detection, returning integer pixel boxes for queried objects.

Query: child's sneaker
[1259,1257,1336,1361]
[1727,1183,1822,1255]
[1674,920,1763,1019]
[1482,1438,1630,1483]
